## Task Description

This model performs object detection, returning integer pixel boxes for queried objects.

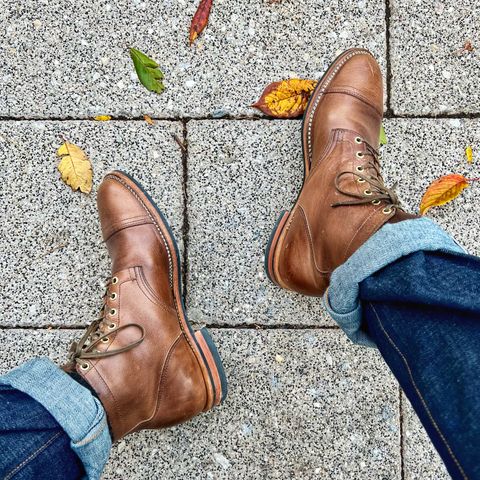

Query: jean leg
[360,251,480,480]
[0,385,84,480]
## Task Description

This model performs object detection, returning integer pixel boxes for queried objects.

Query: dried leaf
[252,79,318,118]
[143,114,155,125]
[464,40,475,52]
[129,48,165,94]
[94,115,111,121]
[419,173,469,215]
[190,0,213,44]
[466,145,473,164]
[379,124,387,145]
[57,141,93,194]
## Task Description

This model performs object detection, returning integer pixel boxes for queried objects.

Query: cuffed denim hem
[323,217,467,347]
[0,358,111,480]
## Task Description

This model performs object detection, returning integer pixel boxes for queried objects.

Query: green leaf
[129,48,165,94]
[379,124,388,145]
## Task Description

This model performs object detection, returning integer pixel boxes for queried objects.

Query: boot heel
[194,328,228,406]
[265,210,290,285]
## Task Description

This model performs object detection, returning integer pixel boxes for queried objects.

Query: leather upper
[64,173,212,441]
[273,50,416,296]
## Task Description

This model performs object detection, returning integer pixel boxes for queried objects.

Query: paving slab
[390,0,480,115]
[1,0,386,118]
[402,395,449,479]
[0,121,184,327]
[382,118,480,255]
[0,328,400,479]
[186,120,331,327]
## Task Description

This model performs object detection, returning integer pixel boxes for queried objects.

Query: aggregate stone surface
[390,0,480,114]
[0,328,400,480]
[0,121,184,327]
[1,0,386,118]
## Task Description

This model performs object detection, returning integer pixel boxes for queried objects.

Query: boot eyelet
[356,152,364,158]
[364,189,372,196]
[110,292,117,300]
[109,308,117,316]
[108,322,117,330]
[355,137,363,144]
[101,337,110,343]
[356,165,364,172]
[80,362,90,371]
[372,199,381,205]
[112,277,119,285]
[357,178,366,183]
[383,207,393,214]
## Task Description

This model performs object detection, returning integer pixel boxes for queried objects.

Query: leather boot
[265,48,417,296]
[63,171,227,441]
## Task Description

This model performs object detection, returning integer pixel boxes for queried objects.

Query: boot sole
[266,48,372,286]
[110,170,227,407]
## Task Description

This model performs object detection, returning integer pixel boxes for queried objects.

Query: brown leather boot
[265,48,417,296]
[64,171,227,441]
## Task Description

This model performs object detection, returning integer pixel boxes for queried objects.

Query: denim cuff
[323,218,466,347]
[0,358,111,480]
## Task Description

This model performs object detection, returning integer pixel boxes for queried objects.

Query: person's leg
[0,358,112,480]
[360,251,480,480]
[0,384,85,480]
[323,218,477,479]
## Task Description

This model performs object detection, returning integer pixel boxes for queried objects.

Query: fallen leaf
[453,39,475,56]
[419,174,469,215]
[190,0,213,44]
[57,141,93,194]
[466,145,473,163]
[94,115,111,121]
[143,114,155,125]
[464,40,475,52]
[380,124,387,145]
[252,79,317,118]
[129,48,165,94]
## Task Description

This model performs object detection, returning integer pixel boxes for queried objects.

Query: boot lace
[331,137,403,214]
[68,277,145,369]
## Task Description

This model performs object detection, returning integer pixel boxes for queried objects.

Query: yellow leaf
[143,114,155,125]
[252,79,317,118]
[466,145,473,163]
[57,142,93,194]
[94,115,112,121]
[419,174,469,215]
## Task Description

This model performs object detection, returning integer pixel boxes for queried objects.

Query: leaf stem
[467,177,480,183]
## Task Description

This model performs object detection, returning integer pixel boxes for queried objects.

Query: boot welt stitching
[105,175,174,288]
[307,50,373,164]
[369,303,468,480]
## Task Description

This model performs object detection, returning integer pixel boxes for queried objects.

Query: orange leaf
[419,174,469,215]
[143,114,155,125]
[252,79,317,118]
[190,0,213,44]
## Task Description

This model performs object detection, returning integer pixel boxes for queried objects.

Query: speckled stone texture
[0,328,400,479]
[390,0,480,114]
[186,120,331,327]
[402,396,449,479]
[382,118,480,254]
[1,0,386,118]
[0,121,184,327]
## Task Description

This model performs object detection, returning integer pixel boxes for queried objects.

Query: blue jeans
[0,385,84,479]
[0,219,478,479]
[361,250,480,480]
